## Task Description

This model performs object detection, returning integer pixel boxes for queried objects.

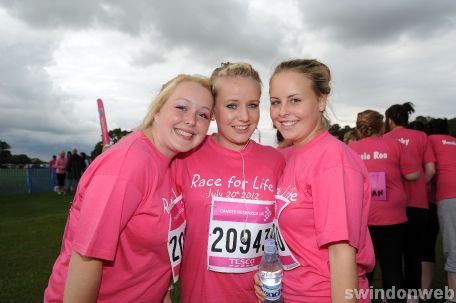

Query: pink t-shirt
[384,128,435,209]
[429,134,456,201]
[276,131,375,303]
[350,136,418,225]
[277,146,293,161]
[44,131,174,303]
[172,135,285,303]
[55,156,67,174]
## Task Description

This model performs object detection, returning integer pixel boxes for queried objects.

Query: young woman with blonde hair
[45,74,214,303]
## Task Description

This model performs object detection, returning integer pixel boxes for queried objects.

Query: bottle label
[273,195,300,270]
[166,193,186,282]
[207,196,275,273]
[262,280,282,301]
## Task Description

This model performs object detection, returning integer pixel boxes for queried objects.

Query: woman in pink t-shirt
[255,59,375,303]
[172,63,285,303]
[350,110,420,301]
[384,102,436,297]
[44,74,214,303]
[428,118,456,299]
[55,150,68,195]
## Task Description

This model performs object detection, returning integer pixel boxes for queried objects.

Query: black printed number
[211,227,223,252]
[169,231,184,262]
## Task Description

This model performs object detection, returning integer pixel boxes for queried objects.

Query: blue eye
[226,103,237,109]
[248,103,259,109]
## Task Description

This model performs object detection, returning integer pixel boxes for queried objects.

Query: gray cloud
[1,0,456,160]
[297,0,456,46]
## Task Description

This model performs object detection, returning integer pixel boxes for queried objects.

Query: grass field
[0,193,449,302]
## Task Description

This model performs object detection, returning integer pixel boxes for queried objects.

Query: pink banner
[212,201,274,224]
[209,256,262,268]
[97,99,110,146]
[369,171,387,201]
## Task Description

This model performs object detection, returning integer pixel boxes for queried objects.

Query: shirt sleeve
[72,174,144,261]
[423,135,436,165]
[311,165,366,250]
[398,142,420,175]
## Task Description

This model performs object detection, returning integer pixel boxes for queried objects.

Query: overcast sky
[1,0,455,160]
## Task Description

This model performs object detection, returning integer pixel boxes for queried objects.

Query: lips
[279,120,298,129]
[232,125,251,134]
[174,128,194,140]
[232,125,249,130]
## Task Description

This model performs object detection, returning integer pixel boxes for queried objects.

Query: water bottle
[259,239,284,303]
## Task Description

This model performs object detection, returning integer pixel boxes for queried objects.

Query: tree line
[0,140,45,167]
[2,118,455,167]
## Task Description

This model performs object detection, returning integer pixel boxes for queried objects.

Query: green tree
[90,128,132,160]
[10,154,32,164]
[448,117,456,137]
[0,140,12,165]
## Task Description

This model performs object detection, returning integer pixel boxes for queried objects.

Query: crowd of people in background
[339,103,454,303]
[49,148,91,195]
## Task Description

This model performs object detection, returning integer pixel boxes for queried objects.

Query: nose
[238,105,249,122]
[185,112,197,126]
[278,103,289,117]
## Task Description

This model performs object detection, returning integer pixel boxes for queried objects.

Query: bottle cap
[264,239,277,254]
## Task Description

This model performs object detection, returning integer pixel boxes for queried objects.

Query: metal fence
[0,168,53,195]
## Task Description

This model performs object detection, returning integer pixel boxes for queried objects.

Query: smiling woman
[254,59,375,303]
[44,74,214,303]
[171,62,285,303]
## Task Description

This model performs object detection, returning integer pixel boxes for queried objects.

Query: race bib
[167,194,186,282]
[369,171,387,201]
[207,196,274,273]
[274,195,300,270]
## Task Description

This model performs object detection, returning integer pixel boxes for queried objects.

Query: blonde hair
[270,59,331,128]
[210,62,262,99]
[356,110,384,138]
[139,74,212,130]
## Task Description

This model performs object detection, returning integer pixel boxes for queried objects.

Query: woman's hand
[254,272,266,303]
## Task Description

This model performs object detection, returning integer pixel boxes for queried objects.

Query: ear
[318,95,328,112]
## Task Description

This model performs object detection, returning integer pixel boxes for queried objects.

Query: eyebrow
[174,98,211,111]
[270,94,301,99]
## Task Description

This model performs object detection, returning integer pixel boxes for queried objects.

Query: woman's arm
[424,162,435,183]
[328,242,358,303]
[403,170,420,181]
[63,251,103,303]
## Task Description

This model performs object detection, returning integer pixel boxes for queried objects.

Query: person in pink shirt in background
[384,102,436,301]
[428,118,456,301]
[44,74,214,303]
[255,59,375,303]
[172,63,285,303]
[55,150,68,195]
[350,110,420,303]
